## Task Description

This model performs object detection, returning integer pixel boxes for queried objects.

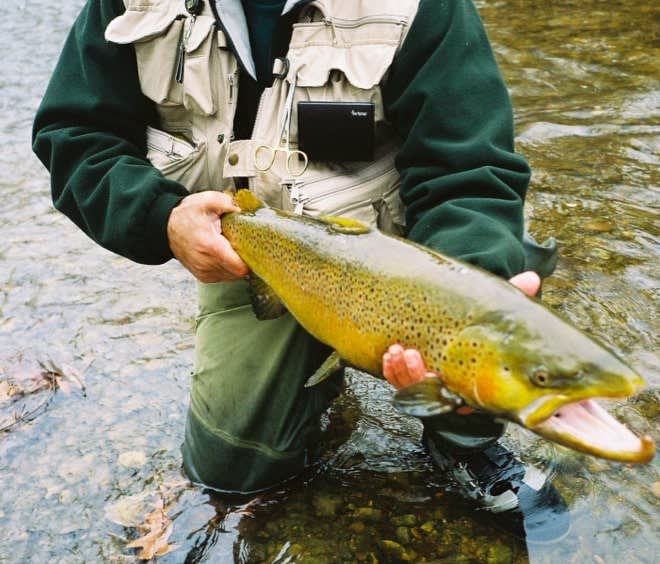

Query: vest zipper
[325,15,409,28]
[296,8,408,32]
[286,150,396,214]
[227,71,237,104]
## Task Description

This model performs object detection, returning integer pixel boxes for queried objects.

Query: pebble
[118,450,147,468]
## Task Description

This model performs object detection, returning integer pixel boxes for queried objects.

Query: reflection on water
[0,0,657,562]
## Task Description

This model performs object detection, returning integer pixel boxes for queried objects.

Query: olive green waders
[182,235,558,493]
[182,279,343,493]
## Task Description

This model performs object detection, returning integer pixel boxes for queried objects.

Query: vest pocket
[180,16,219,116]
[106,5,186,106]
[277,146,405,233]
[105,5,219,116]
[145,126,208,189]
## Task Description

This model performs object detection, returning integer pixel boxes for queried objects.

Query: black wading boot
[424,430,571,544]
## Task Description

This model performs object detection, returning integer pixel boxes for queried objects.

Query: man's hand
[383,271,541,391]
[167,191,249,283]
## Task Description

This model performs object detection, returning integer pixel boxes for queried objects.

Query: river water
[0,0,657,562]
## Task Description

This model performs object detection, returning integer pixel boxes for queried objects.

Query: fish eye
[531,368,551,386]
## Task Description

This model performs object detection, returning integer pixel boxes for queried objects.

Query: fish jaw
[516,368,646,429]
[530,399,656,463]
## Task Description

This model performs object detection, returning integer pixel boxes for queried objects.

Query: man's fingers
[383,344,429,389]
[201,190,241,216]
[167,191,249,283]
[213,236,250,278]
[403,349,426,380]
[509,271,541,296]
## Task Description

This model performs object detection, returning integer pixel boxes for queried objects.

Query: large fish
[222,190,655,463]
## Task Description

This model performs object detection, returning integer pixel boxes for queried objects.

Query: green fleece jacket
[32,0,530,278]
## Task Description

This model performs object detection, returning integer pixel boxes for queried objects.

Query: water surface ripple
[0,1,657,562]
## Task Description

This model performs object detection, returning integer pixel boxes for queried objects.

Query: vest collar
[212,0,310,81]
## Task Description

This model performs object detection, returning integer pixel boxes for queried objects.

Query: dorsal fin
[234,190,265,213]
[318,215,371,234]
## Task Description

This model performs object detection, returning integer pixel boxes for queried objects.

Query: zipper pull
[175,37,186,83]
[292,187,306,215]
[227,71,236,104]
[282,180,304,214]
[175,15,196,84]
[323,17,338,44]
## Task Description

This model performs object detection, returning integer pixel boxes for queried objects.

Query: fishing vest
[106,0,420,233]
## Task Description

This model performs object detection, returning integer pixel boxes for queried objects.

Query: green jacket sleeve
[32,0,188,265]
[383,0,529,278]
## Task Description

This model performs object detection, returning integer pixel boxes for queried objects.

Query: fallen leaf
[106,492,153,528]
[125,501,178,560]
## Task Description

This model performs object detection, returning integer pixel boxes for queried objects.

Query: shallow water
[0,0,658,562]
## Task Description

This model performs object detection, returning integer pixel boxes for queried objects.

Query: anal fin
[305,351,344,387]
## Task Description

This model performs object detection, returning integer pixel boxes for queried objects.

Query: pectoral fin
[247,274,287,320]
[304,351,344,387]
[393,378,464,418]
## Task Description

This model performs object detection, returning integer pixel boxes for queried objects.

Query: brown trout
[222,190,655,464]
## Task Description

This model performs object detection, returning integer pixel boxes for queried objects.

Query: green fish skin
[222,190,655,464]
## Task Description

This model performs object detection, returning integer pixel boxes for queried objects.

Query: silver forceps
[253,72,308,177]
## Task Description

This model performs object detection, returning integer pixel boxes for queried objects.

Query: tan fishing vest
[106,0,420,233]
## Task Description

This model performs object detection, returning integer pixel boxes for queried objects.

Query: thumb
[200,190,240,216]
[509,271,541,297]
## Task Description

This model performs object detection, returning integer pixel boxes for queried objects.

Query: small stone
[288,544,304,557]
[312,494,342,517]
[420,520,436,533]
[379,540,414,562]
[651,481,660,499]
[583,220,615,233]
[391,514,417,527]
[118,450,147,468]
[487,543,513,563]
[353,507,383,522]
[395,526,411,544]
[350,521,366,533]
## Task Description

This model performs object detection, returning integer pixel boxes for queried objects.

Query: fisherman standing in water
[33,0,569,542]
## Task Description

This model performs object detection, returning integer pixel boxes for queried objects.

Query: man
[33,0,568,543]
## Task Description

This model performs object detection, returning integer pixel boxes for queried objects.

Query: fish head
[441,311,655,463]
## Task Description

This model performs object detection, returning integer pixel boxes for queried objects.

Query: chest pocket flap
[288,16,407,91]
[106,2,219,115]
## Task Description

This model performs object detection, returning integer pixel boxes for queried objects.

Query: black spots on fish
[442,337,488,383]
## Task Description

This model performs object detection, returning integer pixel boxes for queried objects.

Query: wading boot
[424,430,571,544]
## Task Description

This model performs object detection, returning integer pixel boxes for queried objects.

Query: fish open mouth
[530,399,656,463]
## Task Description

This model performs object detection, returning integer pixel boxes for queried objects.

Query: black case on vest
[297,101,375,162]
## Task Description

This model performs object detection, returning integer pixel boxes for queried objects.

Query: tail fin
[233,189,265,213]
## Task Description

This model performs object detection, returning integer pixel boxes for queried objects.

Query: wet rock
[420,520,436,534]
[378,539,415,562]
[583,220,616,233]
[288,543,304,557]
[353,506,383,522]
[118,450,147,469]
[651,481,660,499]
[391,514,417,527]
[487,543,513,563]
[350,520,366,533]
[395,526,411,544]
[312,493,342,517]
